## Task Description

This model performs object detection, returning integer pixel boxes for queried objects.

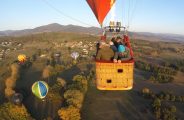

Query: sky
[0,0,184,35]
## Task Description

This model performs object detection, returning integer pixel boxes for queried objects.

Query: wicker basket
[96,60,134,90]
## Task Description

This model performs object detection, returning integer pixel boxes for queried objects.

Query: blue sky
[0,0,184,35]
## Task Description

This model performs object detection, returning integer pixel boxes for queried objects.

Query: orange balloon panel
[87,0,116,25]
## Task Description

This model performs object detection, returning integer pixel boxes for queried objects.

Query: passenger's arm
[113,52,118,62]
[120,48,131,61]
[96,50,101,60]
[114,52,118,60]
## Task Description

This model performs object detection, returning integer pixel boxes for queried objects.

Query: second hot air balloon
[32,81,49,99]
[18,54,27,64]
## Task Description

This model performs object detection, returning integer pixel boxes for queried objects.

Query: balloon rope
[41,0,97,27]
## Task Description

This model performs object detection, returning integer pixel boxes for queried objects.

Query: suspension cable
[128,0,139,29]
[41,0,97,27]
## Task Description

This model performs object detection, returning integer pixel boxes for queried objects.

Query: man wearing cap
[96,41,114,61]
[113,44,131,63]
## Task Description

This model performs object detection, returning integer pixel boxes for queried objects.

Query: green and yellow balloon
[32,81,49,99]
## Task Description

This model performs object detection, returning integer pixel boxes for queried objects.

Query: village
[0,41,23,61]
[52,40,96,58]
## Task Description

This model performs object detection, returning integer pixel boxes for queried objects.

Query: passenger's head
[109,41,114,46]
[116,36,122,43]
[118,45,126,53]
[111,37,116,42]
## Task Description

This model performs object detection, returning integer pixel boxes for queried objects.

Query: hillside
[131,32,184,42]
[0,23,102,36]
[0,23,184,42]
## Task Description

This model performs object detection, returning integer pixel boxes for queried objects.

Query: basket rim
[95,58,134,63]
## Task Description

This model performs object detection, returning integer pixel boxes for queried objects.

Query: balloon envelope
[86,0,116,25]
[11,93,23,105]
[18,54,26,63]
[71,52,79,60]
[32,81,49,99]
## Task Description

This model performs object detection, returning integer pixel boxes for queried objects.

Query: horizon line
[0,23,184,36]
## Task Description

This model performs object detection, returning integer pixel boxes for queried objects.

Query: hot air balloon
[18,54,26,63]
[71,52,79,60]
[32,81,49,99]
[11,93,23,105]
[86,0,116,26]
[86,0,134,90]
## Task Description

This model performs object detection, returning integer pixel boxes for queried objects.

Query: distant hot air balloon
[71,52,79,60]
[11,93,23,105]
[86,0,116,26]
[18,54,26,63]
[32,81,49,99]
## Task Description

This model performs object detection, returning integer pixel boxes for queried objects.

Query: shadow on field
[0,91,5,105]
[59,65,81,82]
[82,82,155,120]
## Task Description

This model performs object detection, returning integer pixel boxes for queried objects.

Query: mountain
[130,32,184,42]
[0,23,102,36]
[0,23,184,42]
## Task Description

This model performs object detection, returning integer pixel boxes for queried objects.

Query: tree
[176,96,182,102]
[154,108,161,120]
[142,87,150,94]
[162,107,176,120]
[159,94,164,100]
[43,66,51,78]
[150,93,156,99]
[47,84,63,103]
[58,106,80,120]
[149,76,156,82]
[5,63,20,98]
[169,105,176,113]
[164,94,170,101]
[182,96,184,102]
[0,102,33,120]
[72,75,88,93]
[57,77,66,88]
[54,65,64,73]
[64,90,84,109]
[152,98,161,110]
[72,75,85,82]
[42,65,54,83]
[170,95,176,102]
[10,63,20,79]
[5,88,15,98]
[142,87,151,98]
[162,108,170,120]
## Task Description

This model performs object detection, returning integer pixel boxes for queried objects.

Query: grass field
[82,81,154,120]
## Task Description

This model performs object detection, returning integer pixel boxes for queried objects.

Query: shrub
[0,102,33,120]
[58,106,80,120]
[64,90,84,109]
